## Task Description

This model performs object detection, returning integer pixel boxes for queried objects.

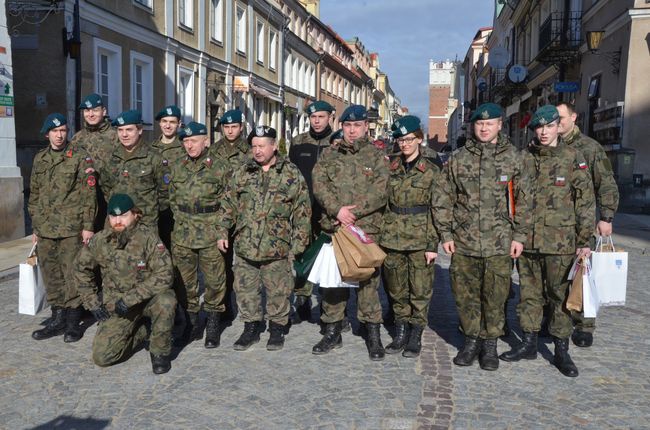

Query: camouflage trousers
[36,235,82,308]
[571,311,596,333]
[450,253,511,339]
[383,249,434,327]
[92,289,176,366]
[294,279,315,298]
[234,257,293,325]
[172,243,226,313]
[321,269,383,324]
[518,253,574,339]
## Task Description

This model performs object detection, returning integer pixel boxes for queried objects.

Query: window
[93,38,122,117]
[179,0,193,29]
[133,0,152,8]
[236,6,246,54]
[298,61,305,93]
[256,21,265,64]
[284,54,292,87]
[269,30,277,70]
[292,58,298,89]
[210,0,223,43]
[178,67,194,124]
[130,52,153,127]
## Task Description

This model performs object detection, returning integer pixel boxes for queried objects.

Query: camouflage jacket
[564,126,619,219]
[169,150,231,248]
[380,153,448,252]
[151,134,186,211]
[218,156,311,261]
[28,143,97,238]
[313,137,389,236]
[209,135,250,172]
[70,119,117,169]
[98,139,167,228]
[522,141,595,253]
[437,134,532,257]
[74,222,173,311]
[288,130,332,197]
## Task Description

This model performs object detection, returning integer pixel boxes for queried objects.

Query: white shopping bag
[582,258,599,318]
[307,243,358,289]
[18,243,48,315]
[591,236,628,307]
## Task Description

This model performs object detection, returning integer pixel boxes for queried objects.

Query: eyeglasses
[397,137,418,144]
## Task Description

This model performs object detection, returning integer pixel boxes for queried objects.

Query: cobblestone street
[1,215,648,429]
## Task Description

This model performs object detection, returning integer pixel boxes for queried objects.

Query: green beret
[470,103,503,122]
[107,194,134,216]
[247,126,277,144]
[340,105,367,123]
[391,115,421,138]
[112,110,143,127]
[79,93,104,109]
[178,121,208,139]
[529,105,560,129]
[41,113,67,134]
[329,129,343,143]
[155,105,181,121]
[219,109,243,125]
[306,100,334,115]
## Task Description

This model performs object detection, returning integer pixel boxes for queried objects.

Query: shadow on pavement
[29,416,111,430]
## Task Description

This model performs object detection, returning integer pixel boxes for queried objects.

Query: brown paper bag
[332,232,375,282]
[335,225,387,268]
[566,258,584,311]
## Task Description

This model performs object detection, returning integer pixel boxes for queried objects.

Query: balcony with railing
[536,11,582,64]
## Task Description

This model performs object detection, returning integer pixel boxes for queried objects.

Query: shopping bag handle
[595,235,615,252]
[27,242,37,259]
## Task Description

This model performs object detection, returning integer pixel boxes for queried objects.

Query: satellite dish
[488,46,509,69]
[508,64,528,83]
[476,77,487,92]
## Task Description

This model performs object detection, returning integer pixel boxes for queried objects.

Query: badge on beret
[113,208,122,215]
[226,116,233,123]
[395,120,401,128]
[481,110,490,119]
[184,127,192,136]
[117,117,125,125]
[308,106,316,114]
[87,176,96,187]
[256,126,266,137]
[52,118,61,127]
[163,173,171,184]
[166,107,173,115]
[400,126,408,135]
[555,176,566,186]
[538,117,548,125]
[349,113,357,121]
[85,100,92,108]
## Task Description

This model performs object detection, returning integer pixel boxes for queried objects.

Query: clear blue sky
[320,0,495,130]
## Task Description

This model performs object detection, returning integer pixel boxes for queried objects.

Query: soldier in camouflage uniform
[217,126,311,351]
[380,115,449,358]
[311,105,389,361]
[97,110,167,230]
[152,105,185,249]
[74,194,176,375]
[169,122,231,349]
[70,93,117,231]
[500,105,595,377]
[288,100,335,320]
[29,114,97,343]
[437,103,532,371]
[557,102,619,348]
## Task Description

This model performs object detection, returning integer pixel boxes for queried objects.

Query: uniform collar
[563,125,582,146]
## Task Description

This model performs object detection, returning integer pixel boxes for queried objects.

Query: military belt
[177,204,219,214]
[388,203,429,215]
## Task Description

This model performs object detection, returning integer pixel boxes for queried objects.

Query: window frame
[210,0,224,44]
[178,0,194,31]
[177,66,195,125]
[130,51,154,130]
[269,29,278,71]
[256,20,265,65]
[93,38,122,118]
[236,5,247,55]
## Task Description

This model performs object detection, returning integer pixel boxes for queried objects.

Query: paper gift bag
[19,243,48,316]
[582,258,599,318]
[294,232,332,280]
[332,232,375,282]
[591,236,628,306]
[335,225,386,268]
[307,243,358,288]
[566,257,584,312]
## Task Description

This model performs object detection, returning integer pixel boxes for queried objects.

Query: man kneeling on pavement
[73,194,177,374]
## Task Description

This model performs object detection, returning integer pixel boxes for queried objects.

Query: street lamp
[586,30,622,75]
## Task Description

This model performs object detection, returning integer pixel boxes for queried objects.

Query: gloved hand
[91,305,111,322]
[114,299,129,317]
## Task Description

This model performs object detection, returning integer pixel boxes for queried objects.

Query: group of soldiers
[28,92,618,377]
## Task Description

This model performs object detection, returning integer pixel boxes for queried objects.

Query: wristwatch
[600,216,614,223]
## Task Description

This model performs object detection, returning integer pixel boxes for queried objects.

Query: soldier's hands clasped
[91,305,111,322]
[114,299,129,316]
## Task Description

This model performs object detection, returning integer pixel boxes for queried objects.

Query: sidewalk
[0,235,32,277]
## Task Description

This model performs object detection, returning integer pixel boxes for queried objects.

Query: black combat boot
[63,306,84,343]
[571,330,593,348]
[385,321,410,354]
[479,338,499,371]
[499,332,538,362]
[267,321,286,351]
[150,353,171,374]
[403,324,424,358]
[233,321,261,351]
[553,337,579,377]
[365,323,385,361]
[32,306,67,340]
[312,322,342,354]
[453,337,482,366]
[204,312,221,349]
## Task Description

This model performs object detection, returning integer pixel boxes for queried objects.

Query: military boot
[385,321,410,354]
[204,312,221,349]
[499,332,538,362]
[294,295,311,322]
[63,306,84,343]
[312,322,342,354]
[571,329,593,348]
[365,323,385,361]
[553,337,579,377]
[32,306,67,340]
[233,321,261,351]
[267,321,286,351]
[403,324,424,358]
[479,338,499,371]
[150,353,171,374]
[453,337,482,366]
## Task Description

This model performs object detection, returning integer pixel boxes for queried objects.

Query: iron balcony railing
[539,11,582,52]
